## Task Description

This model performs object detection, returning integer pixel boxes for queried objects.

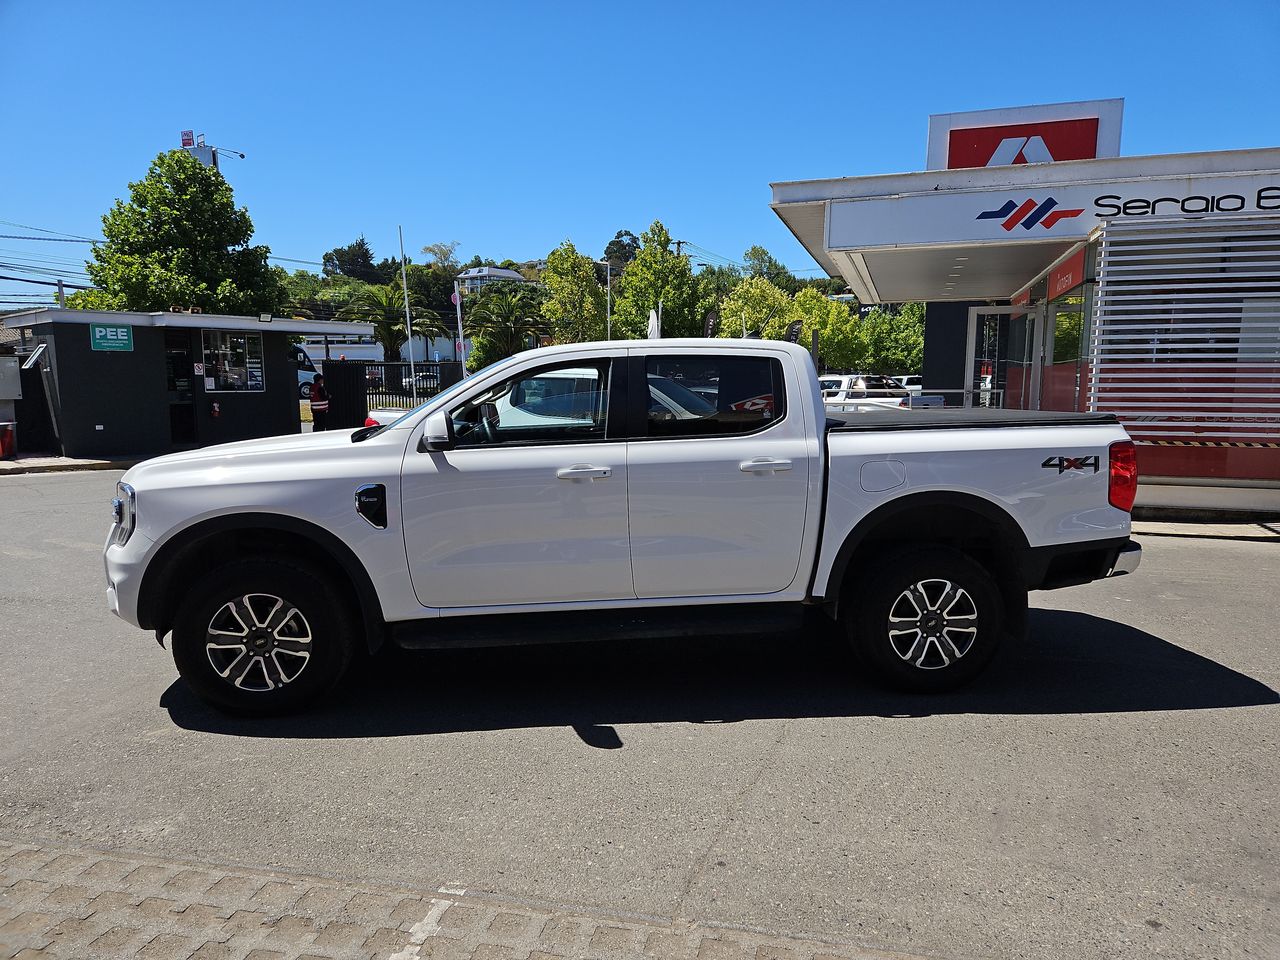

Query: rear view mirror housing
[419,409,455,452]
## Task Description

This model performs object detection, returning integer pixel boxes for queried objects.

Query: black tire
[844,546,1003,693]
[171,558,357,715]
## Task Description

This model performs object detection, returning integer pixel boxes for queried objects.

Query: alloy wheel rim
[205,593,313,692]
[887,578,978,670]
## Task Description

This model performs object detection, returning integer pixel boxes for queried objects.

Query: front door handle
[557,464,612,481]
[739,457,793,473]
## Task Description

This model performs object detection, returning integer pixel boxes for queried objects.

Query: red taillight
[363,417,379,428]
[1109,439,1138,512]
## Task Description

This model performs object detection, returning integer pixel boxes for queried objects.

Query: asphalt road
[1,470,1276,960]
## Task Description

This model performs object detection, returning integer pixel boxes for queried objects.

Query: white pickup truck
[105,339,1141,715]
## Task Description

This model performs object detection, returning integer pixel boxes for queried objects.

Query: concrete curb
[1132,520,1280,543]
[0,459,139,476]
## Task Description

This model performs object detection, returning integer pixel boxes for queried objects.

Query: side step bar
[389,602,807,651]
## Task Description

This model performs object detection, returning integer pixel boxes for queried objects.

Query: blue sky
[2,0,1278,307]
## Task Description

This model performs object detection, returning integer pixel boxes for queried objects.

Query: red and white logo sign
[947,118,1100,169]
[1048,248,1087,299]
[180,130,195,148]
[731,394,774,414]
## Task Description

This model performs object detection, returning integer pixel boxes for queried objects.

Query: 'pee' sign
[90,324,134,352]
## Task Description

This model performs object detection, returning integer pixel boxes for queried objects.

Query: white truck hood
[124,430,359,481]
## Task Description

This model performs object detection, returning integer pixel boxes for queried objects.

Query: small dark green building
[3,308,370,459]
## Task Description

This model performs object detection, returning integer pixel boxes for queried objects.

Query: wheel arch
[820,490,1030,635]
[137,513,386,653]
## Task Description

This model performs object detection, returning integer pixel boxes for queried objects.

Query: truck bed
[827,409,1119,433]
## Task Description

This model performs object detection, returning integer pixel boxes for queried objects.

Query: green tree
[603,229,640,270]
[860,302,924,374]
[322,236,378,283]
[279,269,373,322]
[612,221,697,338]
[405,262,459,317]
[743,244,787,280]
[337,283,447,361]
[790,288,864,371]
[420,241,460,271]
[76,149,284,314]
[540,240,606,343]
[715,276,791,339]
[466,282,546,366]
[694,264,742,335]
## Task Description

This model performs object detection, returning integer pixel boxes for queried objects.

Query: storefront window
[201,330,265,392]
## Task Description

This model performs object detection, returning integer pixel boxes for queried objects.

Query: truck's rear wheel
[171,558,356,715]
[845,546,1003,693]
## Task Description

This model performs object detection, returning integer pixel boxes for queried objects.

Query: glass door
[1040,301,1089,412]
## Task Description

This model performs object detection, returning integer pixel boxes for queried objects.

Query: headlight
[112,482,136,545]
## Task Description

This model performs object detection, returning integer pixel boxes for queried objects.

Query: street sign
[450,292,460,305]
[90,324,133,352]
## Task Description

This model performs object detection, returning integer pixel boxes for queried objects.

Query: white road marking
[388,896,452,960]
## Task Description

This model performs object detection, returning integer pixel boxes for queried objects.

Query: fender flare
[818,490,1029,601]
[137,513,386,652]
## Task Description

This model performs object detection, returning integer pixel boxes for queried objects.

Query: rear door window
[643,355,786,438]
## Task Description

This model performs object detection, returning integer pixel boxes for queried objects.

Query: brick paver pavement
[0,838,948,960]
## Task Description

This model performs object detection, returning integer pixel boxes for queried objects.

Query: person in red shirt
[309,374,330,431]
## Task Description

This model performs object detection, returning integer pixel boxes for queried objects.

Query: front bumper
[104,527,155,628]
[1108,539,1142,577]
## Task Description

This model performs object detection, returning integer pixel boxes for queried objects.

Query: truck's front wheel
[845,546,1003,693]
[171,558,356,715]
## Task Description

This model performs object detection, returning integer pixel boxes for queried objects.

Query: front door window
[449,360,610,446]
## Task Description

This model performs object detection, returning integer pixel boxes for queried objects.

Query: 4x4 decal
[1042,455,1100,474]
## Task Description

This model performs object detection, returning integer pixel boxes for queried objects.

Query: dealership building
[773,100,1279,512]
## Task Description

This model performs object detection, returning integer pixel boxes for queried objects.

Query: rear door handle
[557,464,612,481]
[739,457,793,473]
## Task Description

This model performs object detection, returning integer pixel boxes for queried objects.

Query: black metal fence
[320,360,465,428]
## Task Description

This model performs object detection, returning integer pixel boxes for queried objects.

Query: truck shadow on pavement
[161,608,1279,743]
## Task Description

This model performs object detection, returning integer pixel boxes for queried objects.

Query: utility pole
[674,240,684,257]
[398,225,417,405]
[56,279,65,307]
[453,280,466,374]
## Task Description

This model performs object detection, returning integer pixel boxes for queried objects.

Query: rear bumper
[1024,536,1141,591]
[1108,539,1142,577]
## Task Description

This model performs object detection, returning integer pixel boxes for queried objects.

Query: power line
[0,274,97,290]
[270,255,325,266]
[0,234,95,243]
[0,219,97,241]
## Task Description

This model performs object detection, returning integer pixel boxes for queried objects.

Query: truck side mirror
[419,409,455,452]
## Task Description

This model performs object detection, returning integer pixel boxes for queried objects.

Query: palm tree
[336,284,448,361]
[467,284,546,360]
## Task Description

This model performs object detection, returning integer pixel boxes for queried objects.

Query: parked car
[894,375,923,395]
[291,345,318,399]
[105,339,1141,715]
[402,371,440,394]
[820,373,912,410]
